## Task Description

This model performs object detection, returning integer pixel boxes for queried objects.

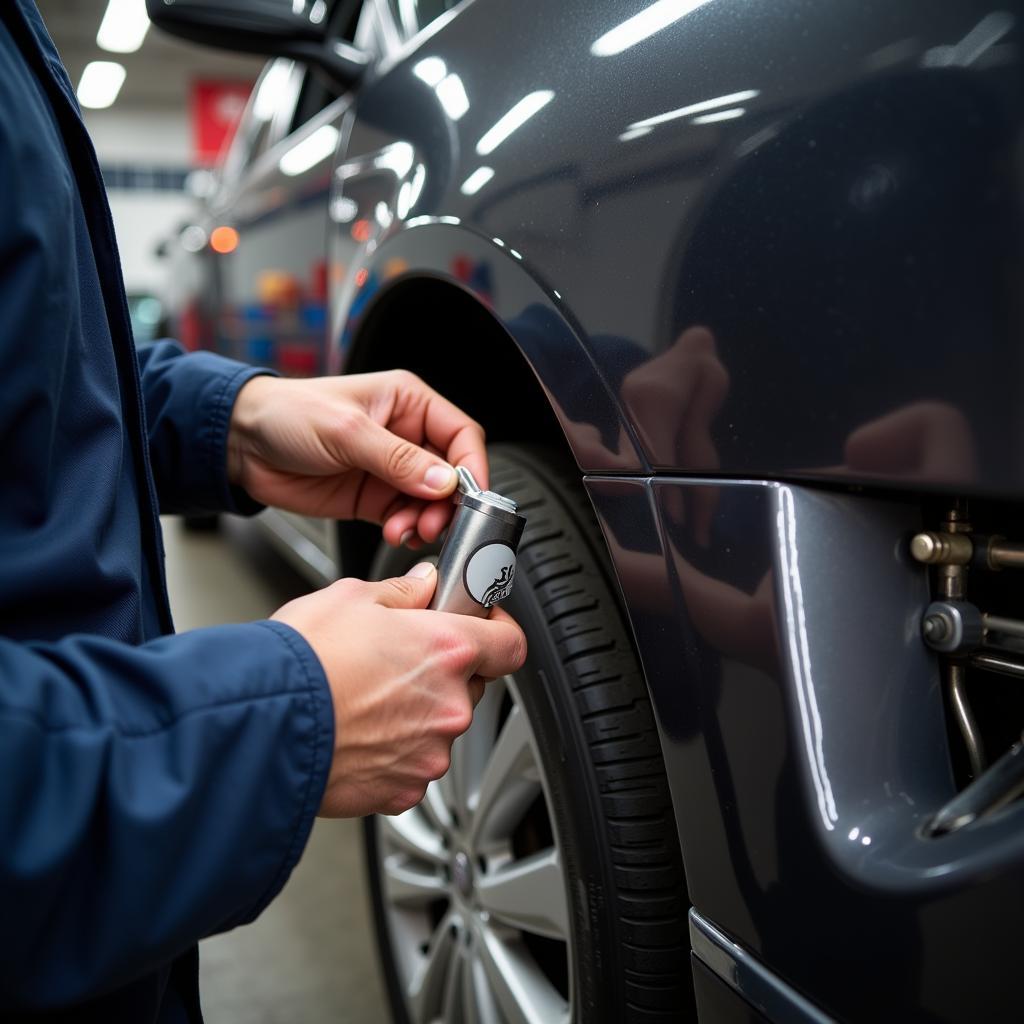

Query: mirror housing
[145,0,368,87]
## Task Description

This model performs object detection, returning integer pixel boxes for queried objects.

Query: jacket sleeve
[135,339,274,516]
[0,619,334,1011]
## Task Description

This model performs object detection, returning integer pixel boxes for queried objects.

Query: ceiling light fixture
[96,0,150,54]
[279,124,340,176]
[77,61,126,109]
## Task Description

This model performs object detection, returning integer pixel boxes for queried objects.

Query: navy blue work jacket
[0,4,333,1020]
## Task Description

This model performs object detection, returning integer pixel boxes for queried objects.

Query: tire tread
[488,446,689,1023]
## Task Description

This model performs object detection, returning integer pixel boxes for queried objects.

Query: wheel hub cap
[452,850,473,899]
[375,675,572,1024]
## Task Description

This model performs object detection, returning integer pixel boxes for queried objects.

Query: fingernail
[399,529,414,547]
[424,463,456,492]
[405,561,435,579]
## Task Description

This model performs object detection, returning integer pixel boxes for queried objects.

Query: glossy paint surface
[586,475,1024,1022]
[330,0,1024,494]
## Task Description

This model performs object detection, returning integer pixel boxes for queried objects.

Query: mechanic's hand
[272,562,527,817]
[227,371,487,545]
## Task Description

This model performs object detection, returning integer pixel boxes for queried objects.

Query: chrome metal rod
[949,662,986,778]
[988,541,1024,570]
[927,738,1024,836]
[983,614,1024,641]
[971,652,1024,680]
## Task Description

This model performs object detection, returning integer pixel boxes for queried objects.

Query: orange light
[351,219,372,243]
[210,226,239,254]
[384,257,409,280]
[355,268,369,287]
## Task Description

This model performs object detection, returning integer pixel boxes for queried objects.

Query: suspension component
[914,508,1024,831]
[921,601,985,654]
[921,602,1024,655]
[923,507,987,778]
[911,531,1024,572]
[926,735,1024,837]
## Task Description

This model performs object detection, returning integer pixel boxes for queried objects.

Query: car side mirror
[145,0,369,88]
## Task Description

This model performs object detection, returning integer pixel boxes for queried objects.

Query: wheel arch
[334,272,571,580]
[329,221,643,577]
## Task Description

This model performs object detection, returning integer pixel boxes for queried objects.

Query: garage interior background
[33,2,388,1020]
[37,0,259,299]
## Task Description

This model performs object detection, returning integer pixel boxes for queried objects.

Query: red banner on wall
[190,80,253,164]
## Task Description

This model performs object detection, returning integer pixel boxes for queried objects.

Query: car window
[221,58,301,185]
[289,0,366,133]
[387,0,458,36]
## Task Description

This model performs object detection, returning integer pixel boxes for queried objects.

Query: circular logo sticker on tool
[464,543,517,608]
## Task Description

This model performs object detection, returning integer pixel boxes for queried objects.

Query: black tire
[364,444,690,1023]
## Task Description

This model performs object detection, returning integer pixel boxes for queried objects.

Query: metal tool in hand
[428,467,526,617]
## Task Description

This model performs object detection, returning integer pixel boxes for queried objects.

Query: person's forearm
[136,340,274,515]
[0,622,331,1010]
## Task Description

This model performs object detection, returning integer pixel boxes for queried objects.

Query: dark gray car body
[164,1,1024,1019]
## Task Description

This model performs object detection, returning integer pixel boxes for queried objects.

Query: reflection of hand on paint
[599,347,980,676]
[841,401,977,483]
[561,326,731,547]
[623,326,729,546]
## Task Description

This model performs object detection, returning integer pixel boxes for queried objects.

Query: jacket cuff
[201,359,277,516]
[242,620,334,922]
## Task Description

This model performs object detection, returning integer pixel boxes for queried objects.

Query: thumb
[372,562,437,609]
[348,417,458,499]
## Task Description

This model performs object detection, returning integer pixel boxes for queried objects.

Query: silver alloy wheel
[374,674,573,1024]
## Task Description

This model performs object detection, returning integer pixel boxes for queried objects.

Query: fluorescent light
[77,61,126,109]
[619,126,653,142]
[375,201,393,228]
[461,167,495,195]
[476,91,554,156]
[329,195,358,223]
[691,107,745,124]
[396,181,414,219]
[413,56,447,86]
[628,89,759,130]
[96,0,149,53]
[254,61,294,122]
[279,124,340,176]
[436,73,469,120]
[395,163,427,219]
[591,0,713,57]
[373,142,415,177]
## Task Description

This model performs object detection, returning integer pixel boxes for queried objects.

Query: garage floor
[162,515,389,1024]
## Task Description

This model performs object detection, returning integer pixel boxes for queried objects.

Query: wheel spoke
[382,854,448,908]
[477,847,569,941]
[451,678,507,825]
[421,778,455,836]
[378,808,447,867]
[474,921,570,1024]
[463,944,502,1024]
[469,704,541,849]
[441,941,466,1024]
[408,913,459,1024]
